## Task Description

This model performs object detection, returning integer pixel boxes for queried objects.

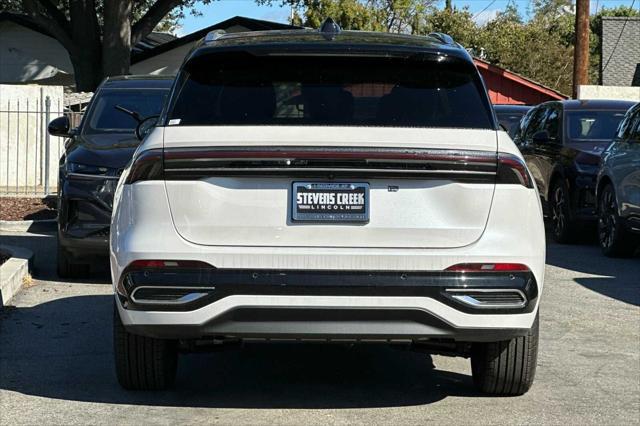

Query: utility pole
[573,0,590,99]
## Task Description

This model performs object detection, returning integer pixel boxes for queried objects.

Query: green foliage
[289,0,438,33]
[277,0,640,96]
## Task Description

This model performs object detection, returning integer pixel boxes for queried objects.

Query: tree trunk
[69,53,104,92]
[103,0,133,78]
[69,0,103,92]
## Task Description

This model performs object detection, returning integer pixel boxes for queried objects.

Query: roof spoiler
[428,32,455,45]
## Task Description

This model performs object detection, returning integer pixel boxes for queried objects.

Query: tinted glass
[85,89,168,134]
[496,112,526,137]
[523,107,547,141]
[630,114,640,140]
[543,107,560,140]
[565,110,627,141]
[168,55,493,129]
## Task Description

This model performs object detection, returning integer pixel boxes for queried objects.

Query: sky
[178,0,638,35]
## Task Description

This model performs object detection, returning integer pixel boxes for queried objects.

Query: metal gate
[0,95,82,197]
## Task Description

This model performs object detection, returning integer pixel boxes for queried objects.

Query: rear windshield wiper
[114,105,143,123]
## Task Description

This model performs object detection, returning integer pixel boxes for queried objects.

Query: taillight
[127,260,212,269]
[445,263,530,272]
[497,153,533,188]
[125,149,163,184]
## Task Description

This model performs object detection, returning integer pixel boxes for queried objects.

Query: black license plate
[292,182,369,223]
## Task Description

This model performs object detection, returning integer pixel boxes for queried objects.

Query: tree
[0,0,212,91]
[279,0,438,34]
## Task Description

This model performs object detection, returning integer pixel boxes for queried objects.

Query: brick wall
[601,17,640,86]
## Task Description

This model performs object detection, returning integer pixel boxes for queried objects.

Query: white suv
[110,25,545,395]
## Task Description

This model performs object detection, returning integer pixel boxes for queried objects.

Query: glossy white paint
[116,294,539,330]
[162,126,498,248]
[166,178,494,248]
[110,126,545,333]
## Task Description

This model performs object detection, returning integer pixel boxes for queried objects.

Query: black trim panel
[119,267,539,314]
[162,146,498,182]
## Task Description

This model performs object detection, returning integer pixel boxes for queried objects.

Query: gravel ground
[0,197,57,221]
[0,230,638,425]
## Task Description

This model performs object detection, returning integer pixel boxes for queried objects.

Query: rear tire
[113,302,178,390]
[471,314,539,396]
[56,243,89,278]
[598,183,638,257]
[549,180,577,243]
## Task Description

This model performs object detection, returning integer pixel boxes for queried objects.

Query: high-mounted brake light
[445,263,530,272]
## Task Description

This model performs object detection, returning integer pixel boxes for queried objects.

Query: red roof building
[474,58,569,105]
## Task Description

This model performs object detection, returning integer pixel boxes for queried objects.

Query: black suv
[48,75,172,277]
[513,99,634,243]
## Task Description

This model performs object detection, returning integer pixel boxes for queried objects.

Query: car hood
[66,133,140,169]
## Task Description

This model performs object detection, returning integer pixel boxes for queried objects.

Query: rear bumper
[115,268,539,341]
[117,294,536,342]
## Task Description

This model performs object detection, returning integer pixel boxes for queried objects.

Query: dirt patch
[0,197,57,221]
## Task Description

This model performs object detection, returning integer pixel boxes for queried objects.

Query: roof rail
[428,32,455,45]
[204,29,226,43]
[319,17,341,40]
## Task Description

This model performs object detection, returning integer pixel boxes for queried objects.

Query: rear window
[167,54,494,129]
[565,110,627,141]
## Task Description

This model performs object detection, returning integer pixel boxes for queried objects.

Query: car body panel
[598,102,640,229]
[162,126,498,249]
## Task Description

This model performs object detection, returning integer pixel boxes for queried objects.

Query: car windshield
[84,89,168,135]
[168,54,494,129]
[565,110,627,141]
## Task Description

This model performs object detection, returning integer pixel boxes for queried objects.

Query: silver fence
[0,96,83,197]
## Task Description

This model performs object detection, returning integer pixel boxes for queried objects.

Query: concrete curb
[0,244,34,307]
[0,219,56,233]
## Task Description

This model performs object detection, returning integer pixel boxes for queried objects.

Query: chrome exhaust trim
[130,286,216,305]
[445,288,527,309]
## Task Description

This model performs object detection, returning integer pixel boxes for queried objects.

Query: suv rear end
[110,27,545,395]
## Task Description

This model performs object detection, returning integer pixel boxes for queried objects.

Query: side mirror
[532,130,550,143]
[48,116,71,137]
[135,116,159,140]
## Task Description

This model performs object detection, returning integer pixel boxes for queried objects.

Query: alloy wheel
[598,187,616,250]
[552,185,566,238]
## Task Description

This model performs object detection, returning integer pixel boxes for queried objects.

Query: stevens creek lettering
[297,192,365,211]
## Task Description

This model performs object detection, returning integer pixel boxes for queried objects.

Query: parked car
[110,23,545,395]
[494,104,531,138]
[596,102,640,257]
[48,75,172,277]
[512,99,635,243]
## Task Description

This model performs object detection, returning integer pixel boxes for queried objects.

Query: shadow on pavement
[0,232,110,284]
[545,241,640,306]
[0,294,482,409]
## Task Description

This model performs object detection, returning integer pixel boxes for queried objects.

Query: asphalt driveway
[0,229,638,425]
